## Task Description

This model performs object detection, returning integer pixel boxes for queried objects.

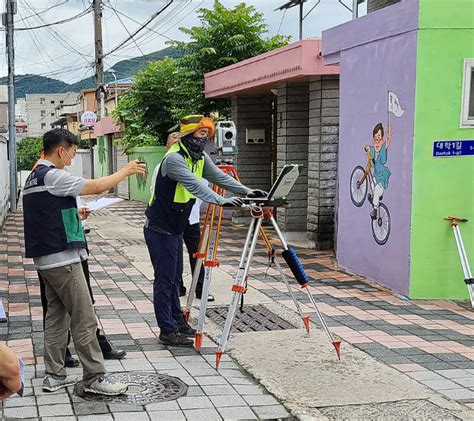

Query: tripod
[183,165,340,366]
[215,204,341,368]
[183,165,313,350]
[444,216,474,307]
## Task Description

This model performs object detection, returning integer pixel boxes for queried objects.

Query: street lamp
[108,68,118,107]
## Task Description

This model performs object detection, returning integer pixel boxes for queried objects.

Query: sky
[0,0,366,84]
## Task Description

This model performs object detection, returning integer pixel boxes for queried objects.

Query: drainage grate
[75,372,188,404]
[206,304,296,332]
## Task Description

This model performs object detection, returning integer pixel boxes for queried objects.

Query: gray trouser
[39,263,105,385]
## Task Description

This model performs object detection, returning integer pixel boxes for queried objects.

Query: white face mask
[60,148,75,172]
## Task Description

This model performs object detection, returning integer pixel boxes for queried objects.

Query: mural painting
[349,91,404,245]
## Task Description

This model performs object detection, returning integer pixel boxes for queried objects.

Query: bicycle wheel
[350,166,368,207]
[372,203,391,245]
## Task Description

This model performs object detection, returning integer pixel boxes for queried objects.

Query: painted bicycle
[350,149,391,245]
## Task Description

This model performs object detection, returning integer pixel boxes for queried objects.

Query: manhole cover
[207,304,296,332]
[75,372,188,404]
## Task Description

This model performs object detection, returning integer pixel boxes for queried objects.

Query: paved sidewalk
[1,199,474,420]
[0,210,290,421]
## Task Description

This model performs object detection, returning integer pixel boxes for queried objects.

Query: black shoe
[64,355,80,368]
[370,209,377,220]
[102,349,127,360]
[179,286,187,297]
[159,331,193,347]
[196,292,215,302]
[177,319,196,337]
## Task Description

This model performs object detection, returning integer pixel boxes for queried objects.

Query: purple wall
[335,30,417,296]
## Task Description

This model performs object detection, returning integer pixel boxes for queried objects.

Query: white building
[15,98,27,121]
[26,92,77,136]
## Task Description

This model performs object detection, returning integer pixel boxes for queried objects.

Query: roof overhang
[204,39,339,99]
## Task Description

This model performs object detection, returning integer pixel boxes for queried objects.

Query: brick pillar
[307,76,339,250]
[231,95,273,190]
[276,84,309,239]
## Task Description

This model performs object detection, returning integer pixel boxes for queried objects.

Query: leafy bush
[16,137,43,171]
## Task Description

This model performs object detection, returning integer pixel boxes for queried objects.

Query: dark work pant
[38,259,112,355]
[144,227,184,335]
[182,222,205,296]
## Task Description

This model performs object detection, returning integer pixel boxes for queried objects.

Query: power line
[103,0,174,42]
[108,3,145,56]
[0,7,93,31]
[102,0,174,59]
[15,1,69,23]
[21,0,94,64]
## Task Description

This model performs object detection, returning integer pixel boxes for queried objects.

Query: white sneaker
[42,375,78,392]
[84,376,128,396]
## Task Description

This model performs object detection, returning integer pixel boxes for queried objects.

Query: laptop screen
[267,165,303,200]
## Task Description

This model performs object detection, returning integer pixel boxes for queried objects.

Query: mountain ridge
[1,46,181,100]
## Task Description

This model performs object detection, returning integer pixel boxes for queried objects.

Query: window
[461,59,474,127]
[40,97,45,105]
[60,100,64,104]
[41,123,46,129]
[51,100,55,104]
[40,110,46,117]
[51,112,54,116]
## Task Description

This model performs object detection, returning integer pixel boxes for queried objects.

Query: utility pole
[4,0,17,212]
[299,1,303,41]
[93,0,104,118]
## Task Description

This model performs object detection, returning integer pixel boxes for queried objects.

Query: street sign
[433,140,474,157]
[81,111,97,127]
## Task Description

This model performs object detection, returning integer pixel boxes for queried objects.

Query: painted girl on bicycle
[364,123,391,220]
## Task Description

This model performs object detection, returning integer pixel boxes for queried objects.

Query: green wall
[410,0,474,299]
[93,136,108,179]
[128,146,167,203]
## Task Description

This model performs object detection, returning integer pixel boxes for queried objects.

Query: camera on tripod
[214,121,237,163]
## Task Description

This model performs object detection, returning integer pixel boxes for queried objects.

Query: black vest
[23,164,86,258]
[145,148,200,235]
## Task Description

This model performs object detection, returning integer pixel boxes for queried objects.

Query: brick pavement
[0,210,290,420]
[1,200,474,419]
[104,201,474,405]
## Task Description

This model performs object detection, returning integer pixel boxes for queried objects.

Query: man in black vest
[23,128,145,395]
[145,116,266,347]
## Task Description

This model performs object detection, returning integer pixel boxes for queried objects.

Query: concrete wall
[367,0,401,13]
[329,9,418,296]
[70,149,91,179]
[231,95,273,191]
[276,84,309,238]
[128,146,167,203]
[307,76,339,249]
[0,136,9,226]
[26,92,77,137]
[409,0,474,299]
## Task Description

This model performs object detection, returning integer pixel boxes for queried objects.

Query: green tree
[16,137,43,171]
[113,57,201,151]
[170,1,290,114]
[114,2,290,152]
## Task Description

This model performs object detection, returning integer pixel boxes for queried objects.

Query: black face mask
[181,135,208,161]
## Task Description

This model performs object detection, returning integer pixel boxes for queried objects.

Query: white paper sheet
[83,197,123,212]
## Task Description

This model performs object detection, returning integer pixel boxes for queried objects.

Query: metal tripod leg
[216,216,263,368]
[194,208,222,350]
[268,213,341,359]
[183,208,213,320]
[272,257,311,334]
[452,224,474,307]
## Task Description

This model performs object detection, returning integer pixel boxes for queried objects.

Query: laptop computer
[241,164,303,206]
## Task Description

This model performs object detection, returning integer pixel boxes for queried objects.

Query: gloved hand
[222,197,244,208]
[247,189,268,198]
